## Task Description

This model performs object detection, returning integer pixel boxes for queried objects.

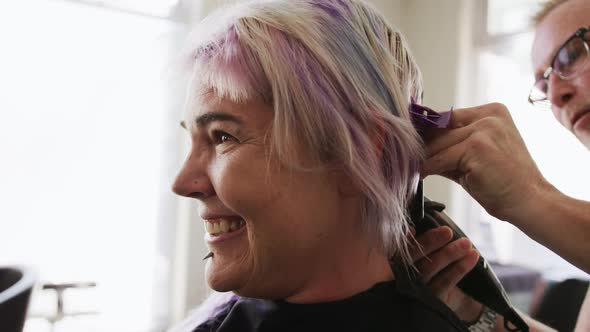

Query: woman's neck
[285,250,394,304]
[284,211,396,303]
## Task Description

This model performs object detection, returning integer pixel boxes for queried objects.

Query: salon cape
[193,271,470,332]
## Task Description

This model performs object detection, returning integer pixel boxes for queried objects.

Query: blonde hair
[532,0,570,26]
[172,0,425,330]
[183,0,423,262]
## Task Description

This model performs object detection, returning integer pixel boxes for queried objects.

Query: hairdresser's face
[172,93,347,299]
[531,0,590,149]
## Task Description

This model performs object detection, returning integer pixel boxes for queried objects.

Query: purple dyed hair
[171,0,425,329]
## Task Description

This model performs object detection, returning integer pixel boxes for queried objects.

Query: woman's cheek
[212,153,271,215]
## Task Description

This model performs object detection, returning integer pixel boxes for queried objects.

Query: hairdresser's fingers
[422,108,548,220]
[410,227,453,262]
[421,135,473,180]
[428,250,482,321]
[422,125,473,161]
[447,103,511,129]
[416,238,473,283]
[423,112,517,178]
[438,103,510,129]
[423,103,519,169]
[428,249,479,296]
[423,114,519,190]
[423,103,512,156]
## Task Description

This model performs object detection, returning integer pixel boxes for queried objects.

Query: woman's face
[172,93,350,299]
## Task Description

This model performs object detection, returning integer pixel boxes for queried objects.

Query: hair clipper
[410,181,529,332]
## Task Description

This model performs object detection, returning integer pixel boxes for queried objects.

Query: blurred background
[0,0,588,331]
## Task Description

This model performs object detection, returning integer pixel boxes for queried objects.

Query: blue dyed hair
[171,0,424,329]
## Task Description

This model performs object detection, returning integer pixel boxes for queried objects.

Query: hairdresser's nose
[172,150,214,200]
[547,73,575,109]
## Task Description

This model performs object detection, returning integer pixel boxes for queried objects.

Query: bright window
[0,1,182,331]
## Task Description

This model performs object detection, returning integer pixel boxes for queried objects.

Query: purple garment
[193,295,240,332]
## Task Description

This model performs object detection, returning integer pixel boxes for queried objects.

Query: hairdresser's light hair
[183,0,423,261]
[532,0,570,26]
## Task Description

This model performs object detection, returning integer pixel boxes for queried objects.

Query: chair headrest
[0,266,37,304]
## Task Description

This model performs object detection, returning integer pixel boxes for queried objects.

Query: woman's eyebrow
[196,112,244,127]
[180,112,244,130]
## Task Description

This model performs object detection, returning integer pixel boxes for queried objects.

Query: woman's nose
[547,74,575,108]
[171,152,215,200]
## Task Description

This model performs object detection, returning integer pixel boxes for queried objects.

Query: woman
[170,0,469,331]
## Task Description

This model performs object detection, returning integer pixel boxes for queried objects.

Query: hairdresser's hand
[411,226,483,322]
[421,103,551,222]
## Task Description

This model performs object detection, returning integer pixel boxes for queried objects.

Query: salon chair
[0,266,37,332]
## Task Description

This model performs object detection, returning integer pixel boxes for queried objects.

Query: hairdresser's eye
[211,130,237,145]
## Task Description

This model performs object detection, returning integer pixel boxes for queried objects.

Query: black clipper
[410,181,529,332]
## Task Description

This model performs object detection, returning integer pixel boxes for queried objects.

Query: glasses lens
[553,37,589,78]
[529,79,548,103]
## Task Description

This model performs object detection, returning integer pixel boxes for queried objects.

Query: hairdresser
[414,0,590,331]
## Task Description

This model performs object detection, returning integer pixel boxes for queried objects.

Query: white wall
[368,0,402,27]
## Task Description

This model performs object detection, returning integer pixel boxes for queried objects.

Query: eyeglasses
[528,27,590,110]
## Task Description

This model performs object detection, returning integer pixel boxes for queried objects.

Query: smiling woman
[168,0,469,331]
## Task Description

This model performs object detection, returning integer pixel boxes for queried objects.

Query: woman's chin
[205,263,243,292]
[205,265,276,298]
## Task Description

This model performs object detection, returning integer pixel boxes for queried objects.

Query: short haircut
[181,0,423,265]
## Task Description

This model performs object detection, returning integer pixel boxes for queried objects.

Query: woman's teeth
[204,218,245,235]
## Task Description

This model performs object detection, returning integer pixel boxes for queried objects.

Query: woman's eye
[212,130,236,144]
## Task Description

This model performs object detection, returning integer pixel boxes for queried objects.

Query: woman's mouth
[203,217,246,242]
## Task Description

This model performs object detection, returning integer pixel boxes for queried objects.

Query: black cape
[193,274,470,332]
